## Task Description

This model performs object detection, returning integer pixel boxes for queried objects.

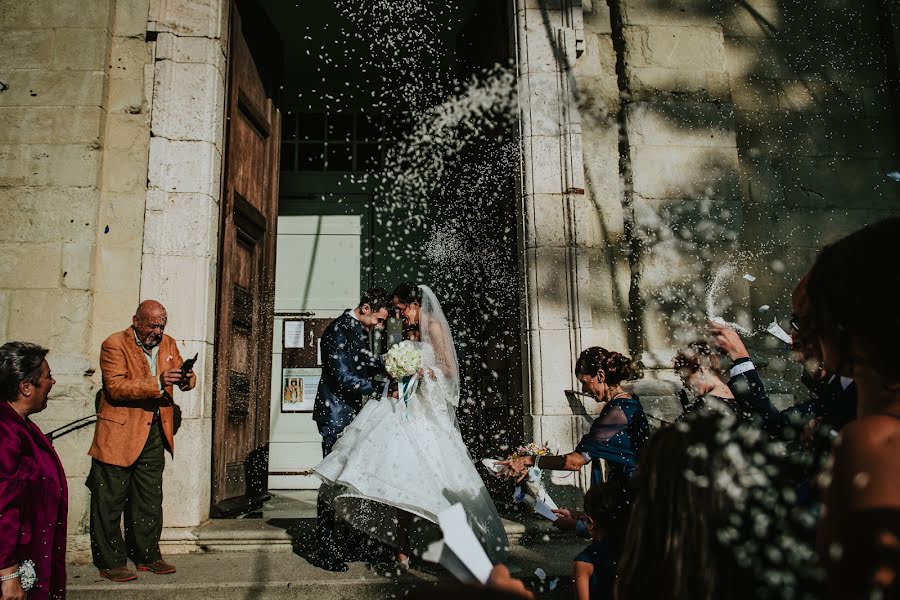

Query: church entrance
[213,0,523,513]
[210,0,282,518]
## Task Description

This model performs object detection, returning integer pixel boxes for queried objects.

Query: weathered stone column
[515,0,595,491]
[143,0,229,539]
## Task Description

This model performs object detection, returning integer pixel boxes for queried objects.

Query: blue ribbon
[399,375,412,420]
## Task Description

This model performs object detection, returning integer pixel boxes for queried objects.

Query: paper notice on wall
[284,321,305,348]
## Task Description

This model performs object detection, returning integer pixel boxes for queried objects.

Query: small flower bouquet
[481,442,551,479]
[507,442,550,461]
[385,341,422,419]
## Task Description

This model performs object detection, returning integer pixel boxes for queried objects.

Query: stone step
[67,536,582,600]
[150,514,551,554]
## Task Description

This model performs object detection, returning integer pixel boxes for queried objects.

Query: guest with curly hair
[500,347,650,486]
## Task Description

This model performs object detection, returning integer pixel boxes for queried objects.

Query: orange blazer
[88,328,196,467]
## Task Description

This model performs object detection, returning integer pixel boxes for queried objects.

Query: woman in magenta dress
[0,342,68,600]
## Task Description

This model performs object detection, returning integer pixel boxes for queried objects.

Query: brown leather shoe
[99,567,138,582]
[136,559,176,575]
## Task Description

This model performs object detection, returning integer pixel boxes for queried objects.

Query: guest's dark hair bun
[605,351,636,384]
[575,346,639,385]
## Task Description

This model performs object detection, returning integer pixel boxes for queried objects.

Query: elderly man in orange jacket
[87,300,196,583]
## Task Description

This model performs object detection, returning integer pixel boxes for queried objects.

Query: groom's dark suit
[313,309,383,567]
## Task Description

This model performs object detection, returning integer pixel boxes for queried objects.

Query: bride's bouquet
[385,340,422,379]
[385,341,422,419]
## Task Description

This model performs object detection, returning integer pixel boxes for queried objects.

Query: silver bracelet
[533,456,541,470]
[1,560,35,590]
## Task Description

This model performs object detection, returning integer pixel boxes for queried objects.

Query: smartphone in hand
[179,353,198,383]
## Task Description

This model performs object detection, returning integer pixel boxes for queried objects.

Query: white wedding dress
[314,286,508,561]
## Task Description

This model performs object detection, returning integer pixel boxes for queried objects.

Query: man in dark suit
[312,287,389,571]
[707,320,857,438]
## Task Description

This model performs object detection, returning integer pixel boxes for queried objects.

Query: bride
[314,283,508,567]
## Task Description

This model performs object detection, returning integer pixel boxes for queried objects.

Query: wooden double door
[211,0,282,517]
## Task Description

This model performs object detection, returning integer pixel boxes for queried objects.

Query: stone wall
[0,0,156,548]
[143,0,229,538]
[725,0,900,368]
[570,0,900,425]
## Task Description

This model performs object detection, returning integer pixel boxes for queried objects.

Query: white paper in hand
[534,498,558,521]
[536,487,558,511]
[422,503,493,584]
[481,458,504,476]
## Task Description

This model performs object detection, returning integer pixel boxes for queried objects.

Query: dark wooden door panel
[212,0,282,517]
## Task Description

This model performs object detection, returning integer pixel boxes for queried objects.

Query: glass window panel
[328,113,354,141]
[326,143,353,171]
[357,143,382,171]
[281,112,297,140]
[298,143,325,171]
[357,113,382,141]
[280,143,296,171]
[385,112,410,138]
[299,113,325,141]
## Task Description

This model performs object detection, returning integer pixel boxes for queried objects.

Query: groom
[312,287,390,572]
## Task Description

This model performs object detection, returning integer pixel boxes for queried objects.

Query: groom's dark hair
[359,287,390,312]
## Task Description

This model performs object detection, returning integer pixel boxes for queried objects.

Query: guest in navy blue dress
[573,481,631,600]
[500,347,649,486]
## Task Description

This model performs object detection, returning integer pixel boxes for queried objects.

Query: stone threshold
[160,516,542,553]
[68,514,561,563]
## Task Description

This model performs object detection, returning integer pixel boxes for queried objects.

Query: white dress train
[314,341,509,561]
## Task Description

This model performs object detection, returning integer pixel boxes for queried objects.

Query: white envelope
[481,458,504,476]
[536,487,558,510]
[534,498,558,521]
[422,503,493,584]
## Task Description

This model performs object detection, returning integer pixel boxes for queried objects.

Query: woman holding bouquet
[314,283,508,568]
[500,347,650,486]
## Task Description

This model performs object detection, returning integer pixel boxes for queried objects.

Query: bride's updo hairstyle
[575,347,638,385]
[392,282,423,306]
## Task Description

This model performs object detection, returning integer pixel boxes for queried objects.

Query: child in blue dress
[573,481,631,600]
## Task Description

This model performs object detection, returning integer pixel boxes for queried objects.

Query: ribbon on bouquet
[398,373,419,420]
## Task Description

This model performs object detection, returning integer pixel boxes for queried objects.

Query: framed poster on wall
[281,367,321,412]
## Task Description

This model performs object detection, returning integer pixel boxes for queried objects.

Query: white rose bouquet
[384,341,422,419]
[385,340,422,379]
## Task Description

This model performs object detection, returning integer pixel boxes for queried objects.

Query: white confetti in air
[706,264,752,335]
[758,305,770,313]
[766,320,792,345]
[534,567,546,581]
[743,273,756,282]
[887,171,900,182]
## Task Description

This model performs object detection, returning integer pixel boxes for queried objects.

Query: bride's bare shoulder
[426,320,446,339]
